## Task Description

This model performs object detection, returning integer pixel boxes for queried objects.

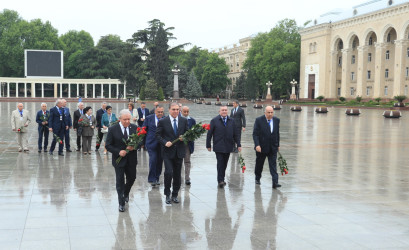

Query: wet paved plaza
[1,101,409,249]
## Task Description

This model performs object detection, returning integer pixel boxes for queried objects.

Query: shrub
[316,95,325,102]
[356,96,362,103]
[339,97,346,102]
[157,87,164,101]
[394,95,407,103]
[374,97,381,104]
[139,87,145,100]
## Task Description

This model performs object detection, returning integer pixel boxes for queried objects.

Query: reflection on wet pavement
[1,101,409,249]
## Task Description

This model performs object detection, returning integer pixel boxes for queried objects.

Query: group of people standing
[10,99,281,213]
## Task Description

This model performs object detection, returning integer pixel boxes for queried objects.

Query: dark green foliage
[139,86,146,100]
[144,79,159,100]
[158,87,164,101]
[317,95,325,102]
[339,97,346,102]
[184,70,202,99]
[234,72,246,99]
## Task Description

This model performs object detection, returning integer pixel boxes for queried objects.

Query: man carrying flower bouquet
[106,109,138,212]
[48,99,67,156]
[155,102,188,205]
[181,106,196,185]
[11,103,31,152]
[35,103,50,153]
[252,106,281,189]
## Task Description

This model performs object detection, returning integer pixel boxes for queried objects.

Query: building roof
[306,0,407,27]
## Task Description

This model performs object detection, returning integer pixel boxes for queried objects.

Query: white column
[24,83,27,97]
[84,83,88,98]
[77,84,79,97]
[7,82,10,97]
[116,84,119,98]
[60,83,63,98]
[374,43,385,98]
[393,40,408,96]
[341,49,350,98]
[101,84,103,98]
[31,83,36,98]
[109,84,111,98]
[328,51,338,98]
[68,83,71,98]
[41,83,44,98]
[92,84,95,98]
[356,46,368,97]
[123,83,126,99]
[16,83,18,97]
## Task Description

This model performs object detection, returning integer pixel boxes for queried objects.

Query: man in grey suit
[155,103,188,205]
[230,100,246,153]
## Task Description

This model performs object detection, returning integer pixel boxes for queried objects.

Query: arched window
[387,33,391,42]
[369,37,373,45]
[386,50,390,60]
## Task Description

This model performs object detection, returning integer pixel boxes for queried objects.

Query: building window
[405,85,408,96]
[387,33,391,43]
[351,72,355,81]
[350,87,354,96]
[368,53,372,62]
[385,69,389,78]
[366,87,370,96]
[384,86,388,96]
[338,88,341,96]
[236,62,239,67]
[406,67,409,77]
[386,50,390,60]
[369,37,373,45]
[338,56,342,66]
[407,47,409,57]
[351,55,355,64]
[367,70,371,79]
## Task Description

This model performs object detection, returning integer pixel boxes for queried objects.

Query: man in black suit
[252,106,281,188]
[230,100,246,153]
[155,102,188,205]
[48,99,67,156]
[206,106,241,188]
[61,99,72,152]
[137,102,150,127]
[95,102,107,151]
[106,109,138,212]
[73,102,84,151]
[35,103,49,153]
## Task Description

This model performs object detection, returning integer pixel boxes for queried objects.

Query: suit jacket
[48,106,65,132]
[252,116,280,154]
[155,115,188,159]
[143,114,160,151]
[11,109,31,133]
[96,108,106,128]
[36,110,50,129]
[106,123,138,168]
[73,109,84,129]
[230,106,246,128]
[185,116,196,154]
[63,107,72,127]
[130,109,139,125]
[79,114,96,136]
[101,113,118,127]
[137,108,150,127]
[206,115,241,153]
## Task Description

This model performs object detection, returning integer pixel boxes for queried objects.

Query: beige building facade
[300,0,409,100]
[214,36,253,87]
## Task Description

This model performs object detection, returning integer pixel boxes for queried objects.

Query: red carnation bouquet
[171,123,210,145]
[78,118,88,126]
[17,126,24,132]
[116,126,147,164]
[238,154,246,173]
[278,152,288,175]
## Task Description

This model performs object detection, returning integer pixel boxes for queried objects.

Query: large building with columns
[0,77,126,99]
[299,0,409,100]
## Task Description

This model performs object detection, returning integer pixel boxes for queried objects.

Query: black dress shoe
[151,182,156,187]
[155,180,160,185]
[255,180,261,185]
[171,197,179,203]
[165,195,171,204]
[76,148,80,151]
[38,150,42,153]
[66,149,72,152]
[124,194,129,203]
[118,205,125,212]
[49,151,53,155]
[58,152,64,156]
[273,184,282,189]
[185,180,191,185]
[43,150,48,153]
[218,182,225,188]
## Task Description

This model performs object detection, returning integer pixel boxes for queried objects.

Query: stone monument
[290,79,297,100]
[266,81,272,100]
[172,65,180,99]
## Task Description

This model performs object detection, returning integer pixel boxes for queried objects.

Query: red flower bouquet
[116,126,147,164]
[171,123,210,145]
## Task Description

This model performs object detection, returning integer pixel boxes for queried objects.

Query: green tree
[200,53,229,96]
[120,43,147,96]
[234,72,246,99]
[184,70,202,99]
[158,87,164,101]
[139,86,146,100]
[144,78,159,99]
[243,19,300,99]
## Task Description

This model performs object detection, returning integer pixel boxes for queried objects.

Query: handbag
[101,127,108,134]
[77,126,83,136]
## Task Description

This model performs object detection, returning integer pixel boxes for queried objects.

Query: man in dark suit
[150,101,159,114]
[181,106,196,185]
[230,100,246,153]
[143,106,165,187]
[155,102,188,205]
[73,102,84,151]
[106,109,138,212]
[48,99,67,156]
[206,106,241,188]
[252,106,281,188]
[35,103,50,153]
[61,99,72,152]
[137,102,149,127]
[95,102,107,151]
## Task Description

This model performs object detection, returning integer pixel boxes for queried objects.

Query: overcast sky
[3,0,360,50]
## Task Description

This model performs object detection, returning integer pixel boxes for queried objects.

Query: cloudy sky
[3,0,360,50]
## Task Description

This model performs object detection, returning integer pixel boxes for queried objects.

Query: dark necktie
[223,117,227,126]
[173,119,178,136]
[123,127,128,140]
[233,108,236,116]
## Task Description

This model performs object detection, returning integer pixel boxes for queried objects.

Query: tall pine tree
[151,25,169,88]
[184,70,202,99]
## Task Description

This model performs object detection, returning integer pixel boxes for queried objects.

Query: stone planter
[226,102,234,106]
[215,101,222,106]
[383,110,401,118]
[345,108,361,116]
[273,105,281,110]
[240,103,247,107]
[315,107,328,113]
[253,104,263,109]
[196,101,203,104]
[290,105,302,112]
[393,102,405,107]
[205,102,211,105]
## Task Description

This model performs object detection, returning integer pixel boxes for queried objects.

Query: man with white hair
[106,109,138,212]
[35,103,50,153]
[48,99,67,156]
[73,102,85,151]
[11,103,31,152]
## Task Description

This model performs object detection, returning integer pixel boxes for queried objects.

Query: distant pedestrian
[11,103,31,152]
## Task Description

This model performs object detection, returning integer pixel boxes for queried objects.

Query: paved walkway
[1,101,409,249]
